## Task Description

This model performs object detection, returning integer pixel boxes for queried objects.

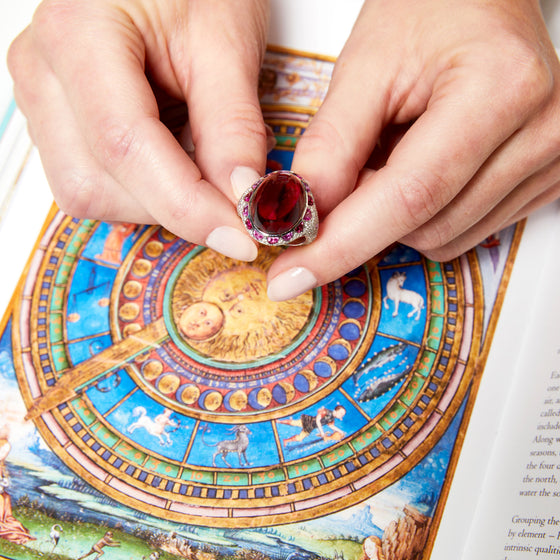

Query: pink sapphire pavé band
[237,170,319,247]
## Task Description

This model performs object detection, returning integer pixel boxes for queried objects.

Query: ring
[237,170,318,247]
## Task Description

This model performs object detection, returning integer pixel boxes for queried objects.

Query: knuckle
[92,119,141,169]
[298,118,342,155]
[388,169,451,233]
[194,101,268,158]
[53,171,101,219]
[296,117,362,177]
[402,217,457,254]
[6,34,26,79]
[212,101,267,143]
[502,43,554,109]
[32,0,77,48]
[164,182,201,226]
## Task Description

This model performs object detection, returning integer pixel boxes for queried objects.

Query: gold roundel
[156,374,181,394]
[314,356,337,375]
[276,382,295,403]
[142,360,164,381]
[123,280,143,299]
[145,241,164,258]
[203,391,223,411]
[228,390,248,411]
[330,338,352,355]
[256,388,272,408]
[118,302,140,322]
[122,323,142,337]
[179,384,201,405]
[132,258,152,278]
[297,369,318,391]
[160,229,177,242]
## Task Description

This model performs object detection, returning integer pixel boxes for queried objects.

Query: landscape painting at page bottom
[0,49,521,560]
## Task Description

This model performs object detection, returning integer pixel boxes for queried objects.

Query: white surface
[0,0,40,110]
[0,0,48,319]
[431,200,560,559]
[542,0,560,47]
[268,0,363,56]
[461,202,560,558]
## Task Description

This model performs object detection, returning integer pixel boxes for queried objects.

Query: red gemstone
[250,171,306,235]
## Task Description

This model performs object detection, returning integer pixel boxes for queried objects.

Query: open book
[1,47,559,560]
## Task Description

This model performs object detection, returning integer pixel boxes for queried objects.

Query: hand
[8,0,270,262]
[267,0,560,301]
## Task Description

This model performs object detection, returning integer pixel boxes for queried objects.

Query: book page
[430,201,560,558]
[458,200,560,559]
[0,47,529,560]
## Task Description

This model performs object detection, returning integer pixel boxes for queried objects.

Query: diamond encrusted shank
[237,170,319,247]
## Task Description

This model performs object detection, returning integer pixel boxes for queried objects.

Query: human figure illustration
[95,223,136,265]
[0,425,10,477]
[280,405,346,445]
[127,407,178,446]
[77,531,121,560]
[361,536,386,560]
[0,424,34,545]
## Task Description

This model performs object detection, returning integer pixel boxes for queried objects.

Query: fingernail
[180,123,195,157]
[265,124,277,153]
[206,226,258,262]
[267,267,317,301]
[231,166,260,200]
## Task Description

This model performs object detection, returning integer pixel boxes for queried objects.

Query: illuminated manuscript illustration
[0,49,521,560]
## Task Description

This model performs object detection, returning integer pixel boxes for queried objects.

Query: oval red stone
[250,171,306,235]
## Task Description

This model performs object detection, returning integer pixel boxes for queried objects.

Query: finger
[10,31,155,223]
[290,43,384,214]
[32,3,257,261]
[401,101,560,254]
[267,72,545,300]
[184,1,270,202]
[414,158,560,261]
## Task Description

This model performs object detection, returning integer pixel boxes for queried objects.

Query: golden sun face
[172,249,314,363]
[203,267,280,334]
[178,301,224,341]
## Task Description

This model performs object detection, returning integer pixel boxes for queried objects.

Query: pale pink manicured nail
[267,267,318,301]
[205,226,258,262]
[231,166,261,200]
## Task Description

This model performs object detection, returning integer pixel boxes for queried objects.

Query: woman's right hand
[8,0,270,262]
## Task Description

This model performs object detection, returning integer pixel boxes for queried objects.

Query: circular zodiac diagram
[13,214,482,527]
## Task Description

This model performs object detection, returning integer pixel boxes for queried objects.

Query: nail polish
[231,166,261,200]
[267,267,318,301]
[205,226,258,262]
